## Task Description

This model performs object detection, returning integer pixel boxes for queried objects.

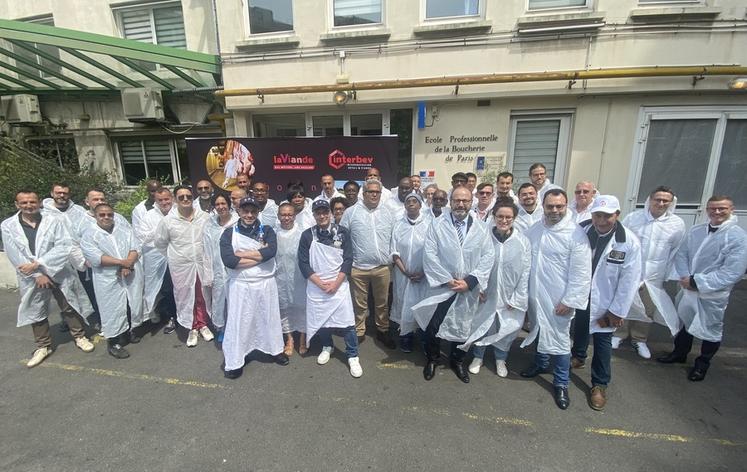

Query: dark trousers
[424,294,466,364]
[158,268,177,319]
[571,307,590,360]
[590,332,613,387]
[672,328,721,369]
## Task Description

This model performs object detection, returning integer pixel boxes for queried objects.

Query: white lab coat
[383,197,406,221]
[390,213,429,335]
[202,213,238,329]
[136,207,171,315]
[41,198,89,271]
[411,211,495,343]
[340,200,395,270]
[259,200,279,229]
[276,223,307,333]
[582,222,642,334]
[280,198,315,230]
[80,222,144,338]
[154,210,212,329]
[131,200,150,233]
[514,205,543,233]
[313,190,344,203]
[571,200,593,224]
[193,197,213,214]
[459,227,531,352]
[521,212,591,355]
[1,212,93,326]
[623,197,686,334]
[673,216,747,342]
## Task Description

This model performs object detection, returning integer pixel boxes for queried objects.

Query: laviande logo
[272,153,315,170]
[328,149,374,170]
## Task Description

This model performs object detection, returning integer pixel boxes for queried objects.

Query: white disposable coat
[622,197,686,334]
[223,229,283,369]
[521,212,591,355]
[1,212,93,326]
[80,222,144,338]
[136,208,171,315]
[411,212,495,343]
[514,205,543,233]
[390,213,429,335]
[202,213,238,329]
[41,199,89,271]
[259,200,279,229]
[459,228,531,352]
[673,216,747,342]
[340,201,395,269]
[383,197,405,221]
[276,223,307,333]
[571,200,593,224]
[131,200,150,234]
[313,190,344,203]
[154,210,213,329]
[583,222,642,334]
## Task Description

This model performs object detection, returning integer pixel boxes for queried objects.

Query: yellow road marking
[376,361,411,369]
[22,361,226,389]
[463,412,533,427]
[586,428,691,443]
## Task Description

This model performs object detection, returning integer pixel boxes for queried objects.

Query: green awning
[0,19,221,93]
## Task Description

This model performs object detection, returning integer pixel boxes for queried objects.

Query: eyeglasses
[197,186,210,191]
[707,206,731,212]
[97,213,114,218]
[365,190,381,194]
[495,215,514,221]
[177,194,193,201]
[478,191,493,196]
[574,190,592,194]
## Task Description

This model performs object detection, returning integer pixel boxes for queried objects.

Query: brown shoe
[590,386,607,411]
[571,357,586,369]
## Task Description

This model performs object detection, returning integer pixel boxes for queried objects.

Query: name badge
[607,250,625,264]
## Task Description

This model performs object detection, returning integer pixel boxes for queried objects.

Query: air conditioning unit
[121,87,165,122]
[0,94,42,124]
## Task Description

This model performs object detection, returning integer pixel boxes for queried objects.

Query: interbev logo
[328,149,374,170]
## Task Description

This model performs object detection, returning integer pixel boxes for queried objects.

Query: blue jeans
[591,332,613,387]
[317,326,359,358]
[472,345,508,361]
[535,352,571,388]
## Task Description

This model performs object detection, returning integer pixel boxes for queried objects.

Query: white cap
[590,195,620,214]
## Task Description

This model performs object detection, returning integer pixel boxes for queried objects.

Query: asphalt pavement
[1,284,746,472]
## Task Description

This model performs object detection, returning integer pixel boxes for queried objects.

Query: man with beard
[193,180,214,213]
[514,183,543,232]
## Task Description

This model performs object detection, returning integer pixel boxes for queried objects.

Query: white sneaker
[317,346,333,365]
[199,326,214,342]
[348,356,363,378]
[633,341,651,359]
[611,336,622,350]
[186,329,199,347]
[27,347,52,368]
[468,358,483,374]
[496,360,508,378]
[74,336,95,353]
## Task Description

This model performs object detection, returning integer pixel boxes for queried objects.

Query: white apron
[223,230,283,370]
[305,235,355,347]
[276,225,307,333]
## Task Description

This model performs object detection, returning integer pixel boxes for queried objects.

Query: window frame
[637,0,703,5]
[328,0,385,30]
[114,137,182,186]
[113,0,187,48]
[13,15,62,79]
[243,0,296,37]
[420,0,485,24]
[525,0,592,13]
[249,110,391,137]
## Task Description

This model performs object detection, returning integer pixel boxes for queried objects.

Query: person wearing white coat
[130,179,162,233]
[658,195,747,381]
[276,202,308,357]
[2,190,95,368]
[383,177,413,221]
[202,193,238,343]
[570,181,597,224]
[80,203,144,359]
[519,188,591,410]
[529,163,553,202]
[616,187,686,358]
[154,185,214,347]
[390,192,429,353]
[571,196,642,411]
[513,183,543,232]
[465,200,531,378]
[285,185,315,231]
[312,174,345,204]
[411,187,495,384]
[253,182,279,229]
[193,180,214,213]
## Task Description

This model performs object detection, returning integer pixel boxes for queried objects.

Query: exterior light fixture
[728,77,747,90]
[333,90,349,105]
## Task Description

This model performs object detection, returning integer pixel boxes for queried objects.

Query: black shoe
[129,329,142,344]
[376,331,396,350]
[59,320,70,333]
[399,336,413,353]
[688,365,708,381]
[656,352,687,364]
[275,353,290,366]
[554,386,570,410]
[423,360,437,381]
[450,361,470,384]
[107,339,130,359]
[520,364,548,378]
[224,367,243,379]
[163,318,177,334]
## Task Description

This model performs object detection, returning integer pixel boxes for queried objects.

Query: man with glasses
[520,189,591,410]
[529,163,552,201]
[570,181,597,223]
[154,185,213,347]
[193,180,214,213]
[341,179,396,347]
[412,187,494,383]
[428,190,448,219]
[471,183,494,222]
[658,195,747,381]
[252,181,279,229]
[330,197,347,225]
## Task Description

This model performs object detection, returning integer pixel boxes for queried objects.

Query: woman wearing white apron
[276,203,308,356]
[220,196,286,379]
[390,192,429,353]
[202,194,238,343]
[80,203,144,359]
[466,199,531,378]
[298,200,362,378]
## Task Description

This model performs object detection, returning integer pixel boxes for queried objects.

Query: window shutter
[119,141,145,163]
[121,9,154,43]
[144,141,173,163]
[154,6,187,49]
[511,120,560,184]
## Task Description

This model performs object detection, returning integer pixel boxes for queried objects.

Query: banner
[186,136,399,201]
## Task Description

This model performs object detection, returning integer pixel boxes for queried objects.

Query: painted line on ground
[585,428,744,447]
[21,361,226,389]
[463,412,534,427]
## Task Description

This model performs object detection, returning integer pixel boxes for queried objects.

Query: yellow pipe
[216,65,747,97]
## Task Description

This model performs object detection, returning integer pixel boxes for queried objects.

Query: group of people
[3,162,746,411]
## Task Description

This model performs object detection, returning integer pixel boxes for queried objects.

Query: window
[253,113,306,137]
[508,114,572,187]
[425,0,480,19]
[25,136,79,172]
[14,17,61,79]
[312,115,344,137]
[333,0,382,27]
[118,139,180,185]
[251,111,388,137]
[638,0,701,3]
[713,119,747,208]
[527,0,588,11]
[351,114,383,135]
[248,0,293,34]
[117,3,187,48]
